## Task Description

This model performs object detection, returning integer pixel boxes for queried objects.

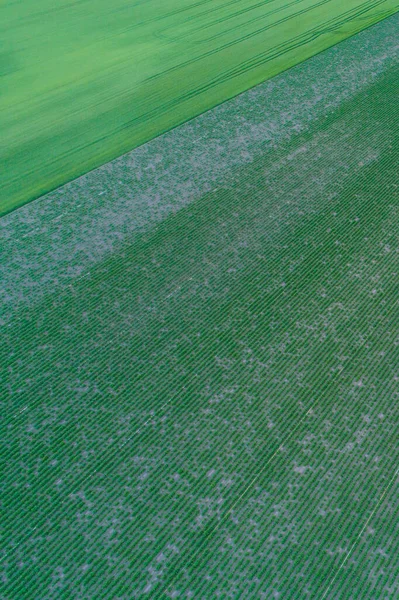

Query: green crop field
[2,13,399,596]
[1,0,398,215]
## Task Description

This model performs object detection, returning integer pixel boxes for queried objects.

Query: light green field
[1,0,398,215]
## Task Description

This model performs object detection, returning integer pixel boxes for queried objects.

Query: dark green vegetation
[1,0,398,215]
[2,34,399,596]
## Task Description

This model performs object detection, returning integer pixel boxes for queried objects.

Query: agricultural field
[2,11,399,597]
[1,0,398,214]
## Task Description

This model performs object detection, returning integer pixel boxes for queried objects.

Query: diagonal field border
[1,0,399,215]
